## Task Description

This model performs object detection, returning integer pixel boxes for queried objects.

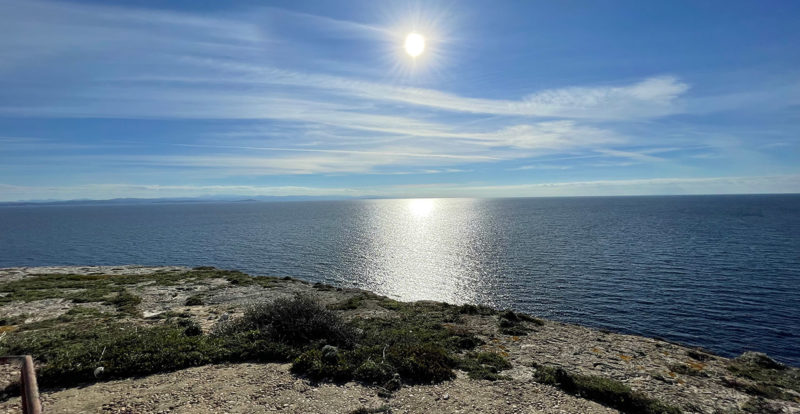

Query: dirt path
[2,363,616,414]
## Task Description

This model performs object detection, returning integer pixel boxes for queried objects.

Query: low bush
[185,294,204,306]
[2,292,492,394]
[0,321,223,387]
[290,296,483,385]
[458,304,496,316]
[216,294,357,347]
[106,290,142,315]
[384,343,455,383]
[328,294,366,310]
[291,349,353,383]
[353,358,395,384]
[532,364,681,414]
[458,351,512,380]
[497,309,542,336]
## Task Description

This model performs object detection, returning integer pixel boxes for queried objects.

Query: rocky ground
[1,266,798,414]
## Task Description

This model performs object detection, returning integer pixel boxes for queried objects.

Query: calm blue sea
[1,195,799,365]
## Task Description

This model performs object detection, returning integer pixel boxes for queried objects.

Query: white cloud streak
[3,175,798,202]
[2,0,791,198]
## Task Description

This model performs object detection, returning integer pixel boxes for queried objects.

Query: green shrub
[384,343,455,383]
[185,294,204,306]
[178,319,203,336]
[106,290,142,315]
[458,351,512,380]
[216,330,297,362]
[497,309,542,335]
[353,359,394,384]
[291,349,353,382]
[458,304,496,315]
[2,291,492,393]
[532,364,681,414]
[285,296,484,386]
[217,294,356,347]
[313,282,336,291]
[328,295,366,310]
[0,322,223,387]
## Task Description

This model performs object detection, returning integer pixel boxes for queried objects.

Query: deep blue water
[1,195,799,365]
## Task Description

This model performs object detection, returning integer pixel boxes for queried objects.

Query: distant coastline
[3,192,800,207]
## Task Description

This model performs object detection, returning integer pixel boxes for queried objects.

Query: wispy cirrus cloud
[1,0,797,201]
[136,60,689,120]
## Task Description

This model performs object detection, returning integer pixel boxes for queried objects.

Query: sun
[404,32,425,58]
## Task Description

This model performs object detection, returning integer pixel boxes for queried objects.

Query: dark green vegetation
[723,352,800,402]
[532,364,682,414]
[0,267,271,309]
[0,273,143,315]
[184,294,204,306]
[284,296,512,385]
[458,351,513,381]
[327,293,367,310]
[216,295,357,348]
[497,309,543,336]
[0,269,526,397]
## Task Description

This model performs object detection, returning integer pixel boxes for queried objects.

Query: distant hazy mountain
[0,195,364,207]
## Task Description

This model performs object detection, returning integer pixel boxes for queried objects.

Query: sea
[1,195,799,365]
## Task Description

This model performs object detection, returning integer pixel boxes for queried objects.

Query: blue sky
[1,0,799,201]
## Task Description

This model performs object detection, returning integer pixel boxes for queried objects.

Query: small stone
[442,393,450,400]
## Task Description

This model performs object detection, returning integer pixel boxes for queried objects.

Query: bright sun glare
[404,32,425,57]
[408,199,435,218]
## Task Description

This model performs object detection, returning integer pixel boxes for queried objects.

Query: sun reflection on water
[352,198,501,306]
[407,198,435,218]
